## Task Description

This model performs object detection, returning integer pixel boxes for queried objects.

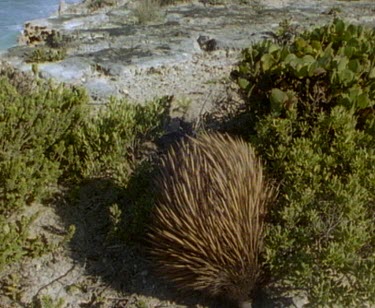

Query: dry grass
[134,0,163,24]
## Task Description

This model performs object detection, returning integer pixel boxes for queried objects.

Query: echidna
[148,133,275,307]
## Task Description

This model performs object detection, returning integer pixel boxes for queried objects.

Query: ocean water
[0,0,81,51]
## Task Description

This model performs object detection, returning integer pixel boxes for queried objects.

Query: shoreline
[0,0,83,51]
[1,0,375,113]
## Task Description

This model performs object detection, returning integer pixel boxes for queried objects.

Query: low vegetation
[85,0,117,11]
[1,15,374,307]
[25,30,71,63]
[26,47,66,63]
[0,64,170,272]
[228,18,375,306]
[134,0,163,24]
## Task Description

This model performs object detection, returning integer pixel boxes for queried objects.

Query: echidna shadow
[147,132,276,308]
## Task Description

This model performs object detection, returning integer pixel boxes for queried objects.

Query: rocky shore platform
[1,0,375,119]
[0,1,375,307]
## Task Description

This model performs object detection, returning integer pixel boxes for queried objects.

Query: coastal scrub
[229,18,375,306]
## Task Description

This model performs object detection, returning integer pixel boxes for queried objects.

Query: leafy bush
[229,18,375,306]
[0,65,170,270]
[119,160,157,243]
[0,62,39,95]
[0,74,87,270]
[0,214,44,270]
[86,0,116,11]
[26,47,67,63]
[0,77,87,216]
[32,295,65,308]
[59,96,170,182]
[61,97,170,244]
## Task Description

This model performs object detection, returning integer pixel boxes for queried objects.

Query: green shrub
[230,18,375,306]
[0,78,87,215]
[0,65,170,270]
[26,47,67,63]
[0,214,43,270]
[32,295,65,308]
[86,0,116,11]
[59,96,170,183]
[56,96,170,246]
[119,160,157,243]
[0,74,87,270]
[0,61,39,95]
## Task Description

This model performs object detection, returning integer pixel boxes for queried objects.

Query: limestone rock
[18,23,56,46]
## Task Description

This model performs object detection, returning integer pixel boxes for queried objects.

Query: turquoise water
[0,0,81,50]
